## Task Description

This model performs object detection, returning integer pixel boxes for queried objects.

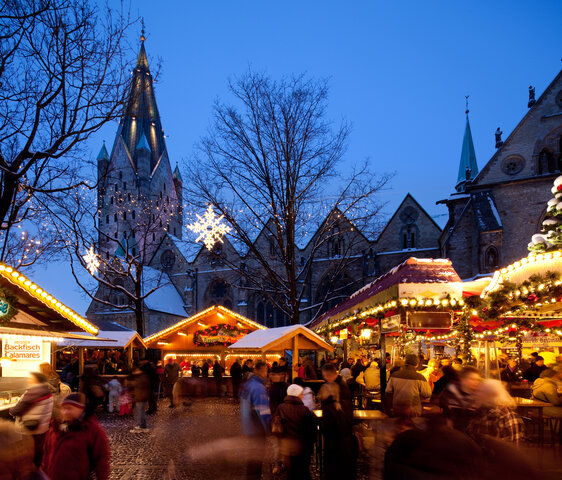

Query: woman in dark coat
[277,384,316,480]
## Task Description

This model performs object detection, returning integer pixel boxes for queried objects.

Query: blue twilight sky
[34,0,562,313]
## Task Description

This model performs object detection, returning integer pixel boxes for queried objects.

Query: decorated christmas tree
[528,174,562,253]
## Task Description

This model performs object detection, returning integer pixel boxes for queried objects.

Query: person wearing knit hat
[42,392,110,480]
[276,383,316,479]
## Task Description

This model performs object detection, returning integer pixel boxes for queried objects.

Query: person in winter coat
[269,367,290,415]
[439,366,482,432]
[351,357,366,379]
[129,367,151,433]
[318,382,355,480]
[523,355,547,382]
[140,360,159,415]
[230,358,243,398]
[293,377,316,411]
[385,354,432,417]
[532,367,562,418]
[41,393,110,480]
[277,384,316,480]
[164,357,180,408]
[9,372,54,467]
[104,376,122,413]
[79,365,105,416]
[240,361,271,480]
[500,358,524,384]
[0,418,46,480]
[321,363,353,424]
[213,360,225,397]
[357,361,381,391]
[466,379,525,444]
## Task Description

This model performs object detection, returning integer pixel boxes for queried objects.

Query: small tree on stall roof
[184,71,392,325]
[0,0,136,267]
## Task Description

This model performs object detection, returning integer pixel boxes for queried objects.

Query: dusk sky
[37,0,562,312]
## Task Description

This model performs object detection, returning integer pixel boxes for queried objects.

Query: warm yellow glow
[360,328,372,340]
[330,335,338,344]
[177,332,187,336]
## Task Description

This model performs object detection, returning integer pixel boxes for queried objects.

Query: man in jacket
[164,357,180,408]
[523,355,547,382]
[385,354,432,417]
[230,358,243,398]
[357,361,381,391]
[130,367,151,433]
[500,358,523,384]
[42,393,110,480]
[321,363,353,423]
[9,372,54,467]
[240,361,271,480]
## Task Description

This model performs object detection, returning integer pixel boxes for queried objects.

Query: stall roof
[0,326,109,341]
[144,305,266,345]
[310,257,461,329]
[228,324,333,352]
[58,329,144,349]
[0,263,99,335]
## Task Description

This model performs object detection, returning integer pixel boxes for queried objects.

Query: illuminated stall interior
[0,264,99,411]
[144,305,266,369]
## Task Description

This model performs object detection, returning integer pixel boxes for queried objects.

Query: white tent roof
[57,330,145,349]
[228,324,332,352]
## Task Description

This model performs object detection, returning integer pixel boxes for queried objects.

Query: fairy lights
[187,205,232,251]
[0,263,98,335]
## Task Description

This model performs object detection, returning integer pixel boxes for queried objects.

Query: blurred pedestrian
[532,367,562,418]
[201,359,210,378]
[9,372,54,467]
[293,377,316,411]
[230,357,243,398]
[213,360,225,397]
[420,359,442,391]
[79,365,105,416]
[467,379,524,444]
[164,357,180,408]
[0,419,44,480]
[129,367,151,433]
[318,382,355,480]
[39,362,61,394]
[269,366,290,474]
[385,354,431,417]
[351,357,366,379]
[321,363,353,423]
[439,366,482,432]
[240,361,271,480]
[42,393,110,480]
[140,360,159,415]
[104,376,122,414]
[277,384,316,480]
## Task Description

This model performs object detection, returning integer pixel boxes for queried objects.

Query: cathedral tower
[97,35,183,263]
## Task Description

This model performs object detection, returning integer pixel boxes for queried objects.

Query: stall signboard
[500,334,562,348]
[193,324,249,347]
[382,315,401,333]
[2,338,43,360]
[407,311,452,330]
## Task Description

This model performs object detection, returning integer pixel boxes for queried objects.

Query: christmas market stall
[144,305,266,395]
[228,324,334,380]
[0,264,100,413]
[56,320,146,377]
[310,257,466,391]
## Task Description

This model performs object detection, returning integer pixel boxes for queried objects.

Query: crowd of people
[2,350,562,479]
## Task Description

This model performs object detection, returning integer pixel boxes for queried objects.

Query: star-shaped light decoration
[188,205,232,251]
[83,246,100,275]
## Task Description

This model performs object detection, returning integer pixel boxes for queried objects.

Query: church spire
[116,30,166,173]
[455,96,478,193]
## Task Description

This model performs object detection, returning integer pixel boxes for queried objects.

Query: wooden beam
[292,334,299,380]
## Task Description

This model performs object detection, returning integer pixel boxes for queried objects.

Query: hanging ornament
[83,246,100,275]
[187,205,232,251]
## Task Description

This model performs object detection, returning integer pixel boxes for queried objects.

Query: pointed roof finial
[140,18,145,42]
[465,95,470,118]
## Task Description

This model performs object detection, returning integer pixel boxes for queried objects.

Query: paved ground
[99,398,562,480]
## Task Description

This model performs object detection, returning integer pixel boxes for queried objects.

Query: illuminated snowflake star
[83,246,100,275]
[188,205,232,251]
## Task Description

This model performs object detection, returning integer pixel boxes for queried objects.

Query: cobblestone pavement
[100,398,252,480]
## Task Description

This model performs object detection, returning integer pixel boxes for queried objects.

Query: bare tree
[0,0,135,267]
[50,183,176,336]
[185,72,391,325]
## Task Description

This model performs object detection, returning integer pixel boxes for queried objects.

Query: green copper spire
[455,97,478,192]
[173,163,183,182]
[114,233,127,258]
[96,142,109,161]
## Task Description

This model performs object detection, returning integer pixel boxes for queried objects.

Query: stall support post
[292,335,299,380]
[50,342,56,370]
[128,343,133,369]
[379,318,387,399]
[78,347,84,375]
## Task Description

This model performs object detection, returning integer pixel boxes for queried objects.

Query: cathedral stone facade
[439,70,562,279]
[87,39,442,335]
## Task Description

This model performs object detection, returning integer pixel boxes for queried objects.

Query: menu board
[2,338,43,360]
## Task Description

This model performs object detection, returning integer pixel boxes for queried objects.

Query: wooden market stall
[228,324,334,379]
[310,257,465,392]
[0,263,100,412]
[144,305,266,369]
[57,320,146,376]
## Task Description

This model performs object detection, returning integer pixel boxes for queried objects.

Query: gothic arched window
[484,246,499,270]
